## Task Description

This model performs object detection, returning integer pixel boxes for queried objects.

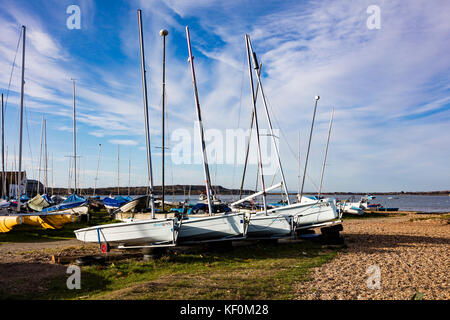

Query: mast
[117,144,120,196]
[160,29,168,212]
[51,152,54,195]
[44,118,48,194]
[186,26,213,216]
[299,95,320,202]
[93,144,101,196]
[318,107,334,198]
[71,78,77,195]
[1,93,5,199]
[137,9,156,218]
[17,25,25,211]
[239,63,262,200]
[128,151,131,196]
[37,115,44,195]
[247,36,290,205]
[297,132,301,196]
[245,34,268,215]
[5,146,8,198]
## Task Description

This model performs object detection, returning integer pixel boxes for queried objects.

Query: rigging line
[230,56,247,199]
[4,28,22,114]
[264,96,320,191]
[23,101,35,183]
[164,88,175,202]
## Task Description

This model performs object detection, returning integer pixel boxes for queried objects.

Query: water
[327,194,450,213]
[113,193,450,213]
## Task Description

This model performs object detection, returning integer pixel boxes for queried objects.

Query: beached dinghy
[178,212,246,243]
[43,193,88,215]
[74,217,178,248]
[177,27,250,244]
[27,194,50,211]
[74,10,180,251]
[246,213,293,239]
[115,195,147,214]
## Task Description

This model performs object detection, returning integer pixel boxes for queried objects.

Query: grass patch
[0,210,120,243]
[6,241,339,300]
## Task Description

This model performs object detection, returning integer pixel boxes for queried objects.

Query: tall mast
[44,118,48,194]
[160,28,168,212]
[137,9,156,218]
[318,107,334,198]
[297,132,301,196]
[71,78,77,195]
[128,151,131,196]
[245,34,268,215]
[117,144,120,196]
[5,146,8,198]
[299,95,320,202]
[93,144,101,196]
[37,115,44,195]
[247,36,290,205]
[17,25,25,211]
[186,26,213,216]
[239,63,261,200]
[51,152,54,195]
[1,93,5,199]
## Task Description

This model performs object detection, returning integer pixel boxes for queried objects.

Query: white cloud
[109,139,139,146]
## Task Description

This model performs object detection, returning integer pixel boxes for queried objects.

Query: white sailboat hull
[54,205,89,215]
[340,202,364,215]
[117,199,140,213]
[247,213,293,238]
[74,218,178,246]
[266,199,339,227]
[178,213,246,242]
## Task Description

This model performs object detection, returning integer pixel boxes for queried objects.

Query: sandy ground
[0,240,98,297]
[295,213,450,300]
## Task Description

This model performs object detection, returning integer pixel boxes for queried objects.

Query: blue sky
[0,0,449,192]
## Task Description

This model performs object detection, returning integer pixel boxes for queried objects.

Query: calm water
[114,193,450,213]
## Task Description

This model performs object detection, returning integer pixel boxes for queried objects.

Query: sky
[0,0,449,193]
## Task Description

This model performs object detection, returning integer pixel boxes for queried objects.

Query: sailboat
[42,79,89,216]
[0,26,79,233]
[27,116,52,212]
[176,26,247,243]
[231,35,340,236]
[102,145,132,214]
[75,10,178,250]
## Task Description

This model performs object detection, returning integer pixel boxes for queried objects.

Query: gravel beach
[295,213,450,300]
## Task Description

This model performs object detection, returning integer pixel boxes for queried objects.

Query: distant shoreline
[47,185,450,197]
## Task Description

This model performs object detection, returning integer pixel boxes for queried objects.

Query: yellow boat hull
[0,216,22,233]
[0,214,77,233]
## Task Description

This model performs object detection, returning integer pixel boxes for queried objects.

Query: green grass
[0,210,121,243]
[4,241,339,300]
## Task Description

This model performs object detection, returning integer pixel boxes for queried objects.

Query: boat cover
[27,194,50,212]
[42,193,87,213]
